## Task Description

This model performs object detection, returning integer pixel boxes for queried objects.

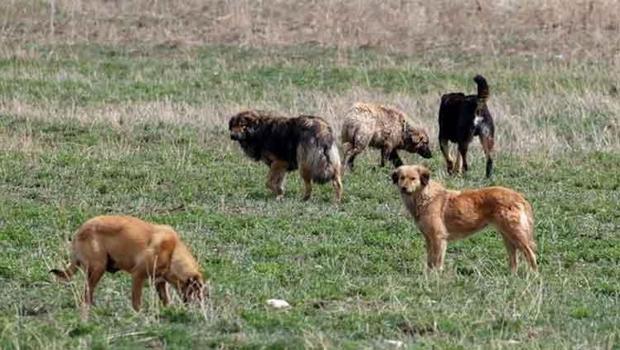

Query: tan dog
[341,103,432,171]
[392,165,537,272]
[51,215,206,311]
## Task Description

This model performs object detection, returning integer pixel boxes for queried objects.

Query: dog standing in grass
[392,165,537,272]
[341,103,432,171]
[438,75,495,178]
[229,110,343,202]
[51,215,206,312]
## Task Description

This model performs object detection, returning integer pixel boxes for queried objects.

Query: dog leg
[344,135,369,172]
[131,273,146,311]
[156,280,170,306]
[84,265,105,307]
[520,243,538,272]
[424,236,434,270]
[498,219,537,272]
[439,139,454,175]
[480,135,494,178]
[344,151,359,172]
[342,142,355,172]
[426,237,448,271]
[380,146,393,167]
[388,149,404,168]
[332,172,343,203]
[434,239,448,271]
[300,167,313,201]
[509,234,538,272]
[267,160,288,200]
[457,142,469,174]
[502,238,518,273]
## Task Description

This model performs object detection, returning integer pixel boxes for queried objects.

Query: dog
[438,75,495,178]
[229,110,342,202]
[341,102,432,171]
[392,165,537,272]
[51,215,206,311]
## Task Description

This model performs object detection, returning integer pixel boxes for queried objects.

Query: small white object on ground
[266,299,291,309]
[385,340,404,348]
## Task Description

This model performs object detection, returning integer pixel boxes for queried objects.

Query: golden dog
[51,215,206,311]
[392,165,537,272]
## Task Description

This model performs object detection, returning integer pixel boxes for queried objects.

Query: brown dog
[341,103,432,171]
[392,165,537,272]
[51,215,206,311]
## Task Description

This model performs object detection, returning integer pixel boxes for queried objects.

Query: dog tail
[474,75,490,102]
[297,117,341,184]
[524,201,536,251]
[50,260,79,282]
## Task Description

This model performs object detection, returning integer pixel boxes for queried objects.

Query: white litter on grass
[385,340,404,348]
[266,299,291,309]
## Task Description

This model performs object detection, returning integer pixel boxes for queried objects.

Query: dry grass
[2,0,620,61]
[2,86,619,155]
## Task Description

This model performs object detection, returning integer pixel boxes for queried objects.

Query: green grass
[0,46,618,349]
[0,45,616,106]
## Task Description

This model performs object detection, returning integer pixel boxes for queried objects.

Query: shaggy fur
[392,165,537,272]
[341,103,432,171]
[229,110,342,202]
[51,216,206,312]
[438,75,495,178]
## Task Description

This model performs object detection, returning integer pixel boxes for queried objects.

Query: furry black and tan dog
[438,75,495,178]
[229,110,343,202]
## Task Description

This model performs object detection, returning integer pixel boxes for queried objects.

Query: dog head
[391,165,430,195]
[404,127,432,158]
[229,111,260,141]
[179,274,207,304]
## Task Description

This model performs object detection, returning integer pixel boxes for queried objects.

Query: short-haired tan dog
[341,103,432,171]
[391,165,537,272]
[51,215,206,311]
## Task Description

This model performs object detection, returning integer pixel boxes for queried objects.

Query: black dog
[438,75,495,178]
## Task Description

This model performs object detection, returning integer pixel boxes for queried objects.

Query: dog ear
[391,169,399,184]
[420,167,431,186]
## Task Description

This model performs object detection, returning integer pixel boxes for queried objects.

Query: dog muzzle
[419,147,432,159]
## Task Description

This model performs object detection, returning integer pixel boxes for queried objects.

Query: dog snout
[230,131,243,141]
[419,146,432,159]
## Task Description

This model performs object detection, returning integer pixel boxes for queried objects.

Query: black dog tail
[474,75,490,102]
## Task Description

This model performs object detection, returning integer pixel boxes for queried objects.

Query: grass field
[0,43,619,349]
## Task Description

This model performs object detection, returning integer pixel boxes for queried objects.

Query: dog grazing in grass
[51,216,206,312]
[229,110,343,202]
[392,165,537,272]
[438,75,495,178]
[341,103,432,171]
